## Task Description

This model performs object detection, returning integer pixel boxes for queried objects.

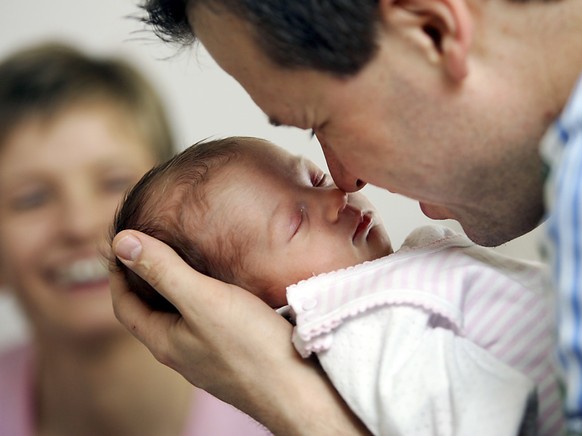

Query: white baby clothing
[287,225,562,436]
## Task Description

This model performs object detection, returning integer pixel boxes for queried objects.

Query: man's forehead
[189,3,260,64]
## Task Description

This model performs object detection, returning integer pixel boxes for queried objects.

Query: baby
[113,137,562,436]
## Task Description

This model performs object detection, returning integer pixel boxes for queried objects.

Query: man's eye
[268,116,282,127]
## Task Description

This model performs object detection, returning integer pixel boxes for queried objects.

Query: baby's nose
[323,188,348,222]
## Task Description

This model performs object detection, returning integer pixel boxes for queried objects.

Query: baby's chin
[368,225,393,257]
[255,285,288,309]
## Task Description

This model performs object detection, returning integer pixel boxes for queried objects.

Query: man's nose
[318,136,367,193]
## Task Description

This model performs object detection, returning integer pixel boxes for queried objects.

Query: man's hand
[110,230,370,435]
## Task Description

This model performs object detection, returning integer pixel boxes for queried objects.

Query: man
[111,0,582,433]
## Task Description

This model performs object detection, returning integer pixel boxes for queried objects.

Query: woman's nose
[318,136,367,193]
[59,191,104,242]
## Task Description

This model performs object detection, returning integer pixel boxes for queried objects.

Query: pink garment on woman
[0,343,271,436]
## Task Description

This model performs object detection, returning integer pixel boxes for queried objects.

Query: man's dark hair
[141,0,380,75]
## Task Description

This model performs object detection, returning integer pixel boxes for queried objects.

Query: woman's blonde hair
[0,41,175,163]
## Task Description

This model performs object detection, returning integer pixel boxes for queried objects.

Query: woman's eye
[10,190,49,211]
[102,176,135,193]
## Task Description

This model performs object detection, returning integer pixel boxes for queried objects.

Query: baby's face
[201,139,393,307]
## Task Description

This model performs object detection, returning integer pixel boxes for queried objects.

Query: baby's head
[113,137,393,311]
[113,137,244,312]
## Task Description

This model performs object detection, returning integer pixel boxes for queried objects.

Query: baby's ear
[378,0,473,81]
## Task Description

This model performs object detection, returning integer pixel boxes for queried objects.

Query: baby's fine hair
[112,137,248,312]
[0,41,175,162]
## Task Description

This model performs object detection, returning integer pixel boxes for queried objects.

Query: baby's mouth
[55,257,109,288]
[353,212,373,241]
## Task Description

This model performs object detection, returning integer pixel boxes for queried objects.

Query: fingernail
[115,235,142,261]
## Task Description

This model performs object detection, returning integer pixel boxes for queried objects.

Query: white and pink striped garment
[287,225,563,436]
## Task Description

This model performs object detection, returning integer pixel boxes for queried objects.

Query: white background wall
[0,0,544,349]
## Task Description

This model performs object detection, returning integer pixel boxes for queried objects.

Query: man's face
[190,5,547,246]
[198,139,393,308]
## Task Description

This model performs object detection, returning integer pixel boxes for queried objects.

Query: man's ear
[378,0,473,81]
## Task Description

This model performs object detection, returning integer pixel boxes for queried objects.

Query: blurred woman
[0,42,269,436]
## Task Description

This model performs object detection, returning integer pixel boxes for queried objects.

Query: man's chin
[420,199,544,248]
[418,203,497,247]
[418,202,452,220]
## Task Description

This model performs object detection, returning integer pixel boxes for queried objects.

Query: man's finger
[112,229,231,314]
[109,268,181,356]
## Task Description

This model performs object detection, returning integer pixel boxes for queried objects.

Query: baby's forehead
[235,139,307,172]
[239,138,289,158]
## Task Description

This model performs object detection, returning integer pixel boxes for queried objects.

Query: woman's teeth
[57,258,109,286]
